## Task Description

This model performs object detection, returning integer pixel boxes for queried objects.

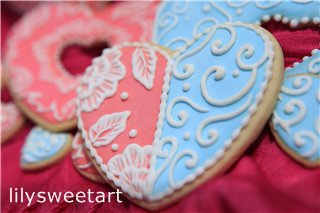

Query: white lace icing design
[132,46,157,90]
[88,111,131,148]
[77,48,126,112]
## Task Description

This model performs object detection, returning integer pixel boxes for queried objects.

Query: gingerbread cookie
[271,49,320,168]
[21,126,72,170]
[1,102,24,144]
[5,2,158,131]
[77,22,284,210]
[71,132,104,183]
[154,0,320,50]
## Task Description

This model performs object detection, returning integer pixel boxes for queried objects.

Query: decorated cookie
[21,126,72,170]
[5,2,158,131]
[154,0,320,50]
[271,49,320,168]
[71,132,104,183]
[77,22,284,210]
[1,102,25,144]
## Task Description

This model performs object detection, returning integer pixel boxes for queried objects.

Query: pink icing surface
[6,2,159,125]
[80,45,169,165]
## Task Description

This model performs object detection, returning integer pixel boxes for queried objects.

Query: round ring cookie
[5,2,159,132]
[77,22,284,210]
[1,102,25,144]
[271,49,320,168]
[154,0,320,50]
[71,132,104,183]
[21,126,72,170]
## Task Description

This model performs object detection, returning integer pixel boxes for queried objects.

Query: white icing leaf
[89,111,131,147]
[132,47,157,90]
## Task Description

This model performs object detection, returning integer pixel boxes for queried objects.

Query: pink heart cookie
[77,42,172,198]
[77,42,171,162]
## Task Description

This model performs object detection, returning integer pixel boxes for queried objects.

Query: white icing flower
[107,144,152,199]
[77,48,126,112]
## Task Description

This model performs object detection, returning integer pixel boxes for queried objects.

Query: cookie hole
[60,41,110,76]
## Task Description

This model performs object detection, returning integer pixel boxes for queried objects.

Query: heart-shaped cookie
[77,23,284,210]
[154,0,319,50]
[271,49,320,167]
[21,126,72,170]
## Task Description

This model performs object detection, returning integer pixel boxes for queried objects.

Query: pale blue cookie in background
[154,0,320,50]
[272,49,320,167]
[21,126,72,170]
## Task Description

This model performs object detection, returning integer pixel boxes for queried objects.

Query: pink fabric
[1,2,320,212]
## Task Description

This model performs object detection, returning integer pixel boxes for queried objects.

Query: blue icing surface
[21,126,69,164]
[272,50,320,162]
[150,23,274,198]
[154,1,320,50]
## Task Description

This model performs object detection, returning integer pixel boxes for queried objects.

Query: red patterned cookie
[71,132,104,183]
[5,2,159,131]
[1,102,24,144]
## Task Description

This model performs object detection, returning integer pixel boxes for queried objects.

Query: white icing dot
[274,14,282,21]
[111,144,119,152]
[209,130,218,138]
[262,15,270,22]
[293,80,301,88]
[120,92,129,101]
[203,4,210,13]
[232,70,240,77]
[301,17,309,24]
[313,17,320,24]
[290,20,298,28]
[282,17,289,24]
[312,49,319,55]
[183,132,191,141]
[302,56,309,61]
[129,129,138,138]
[236,8,242,15]
[178,111,187,119]
[183,64,194,73]
[183,83,191,92]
